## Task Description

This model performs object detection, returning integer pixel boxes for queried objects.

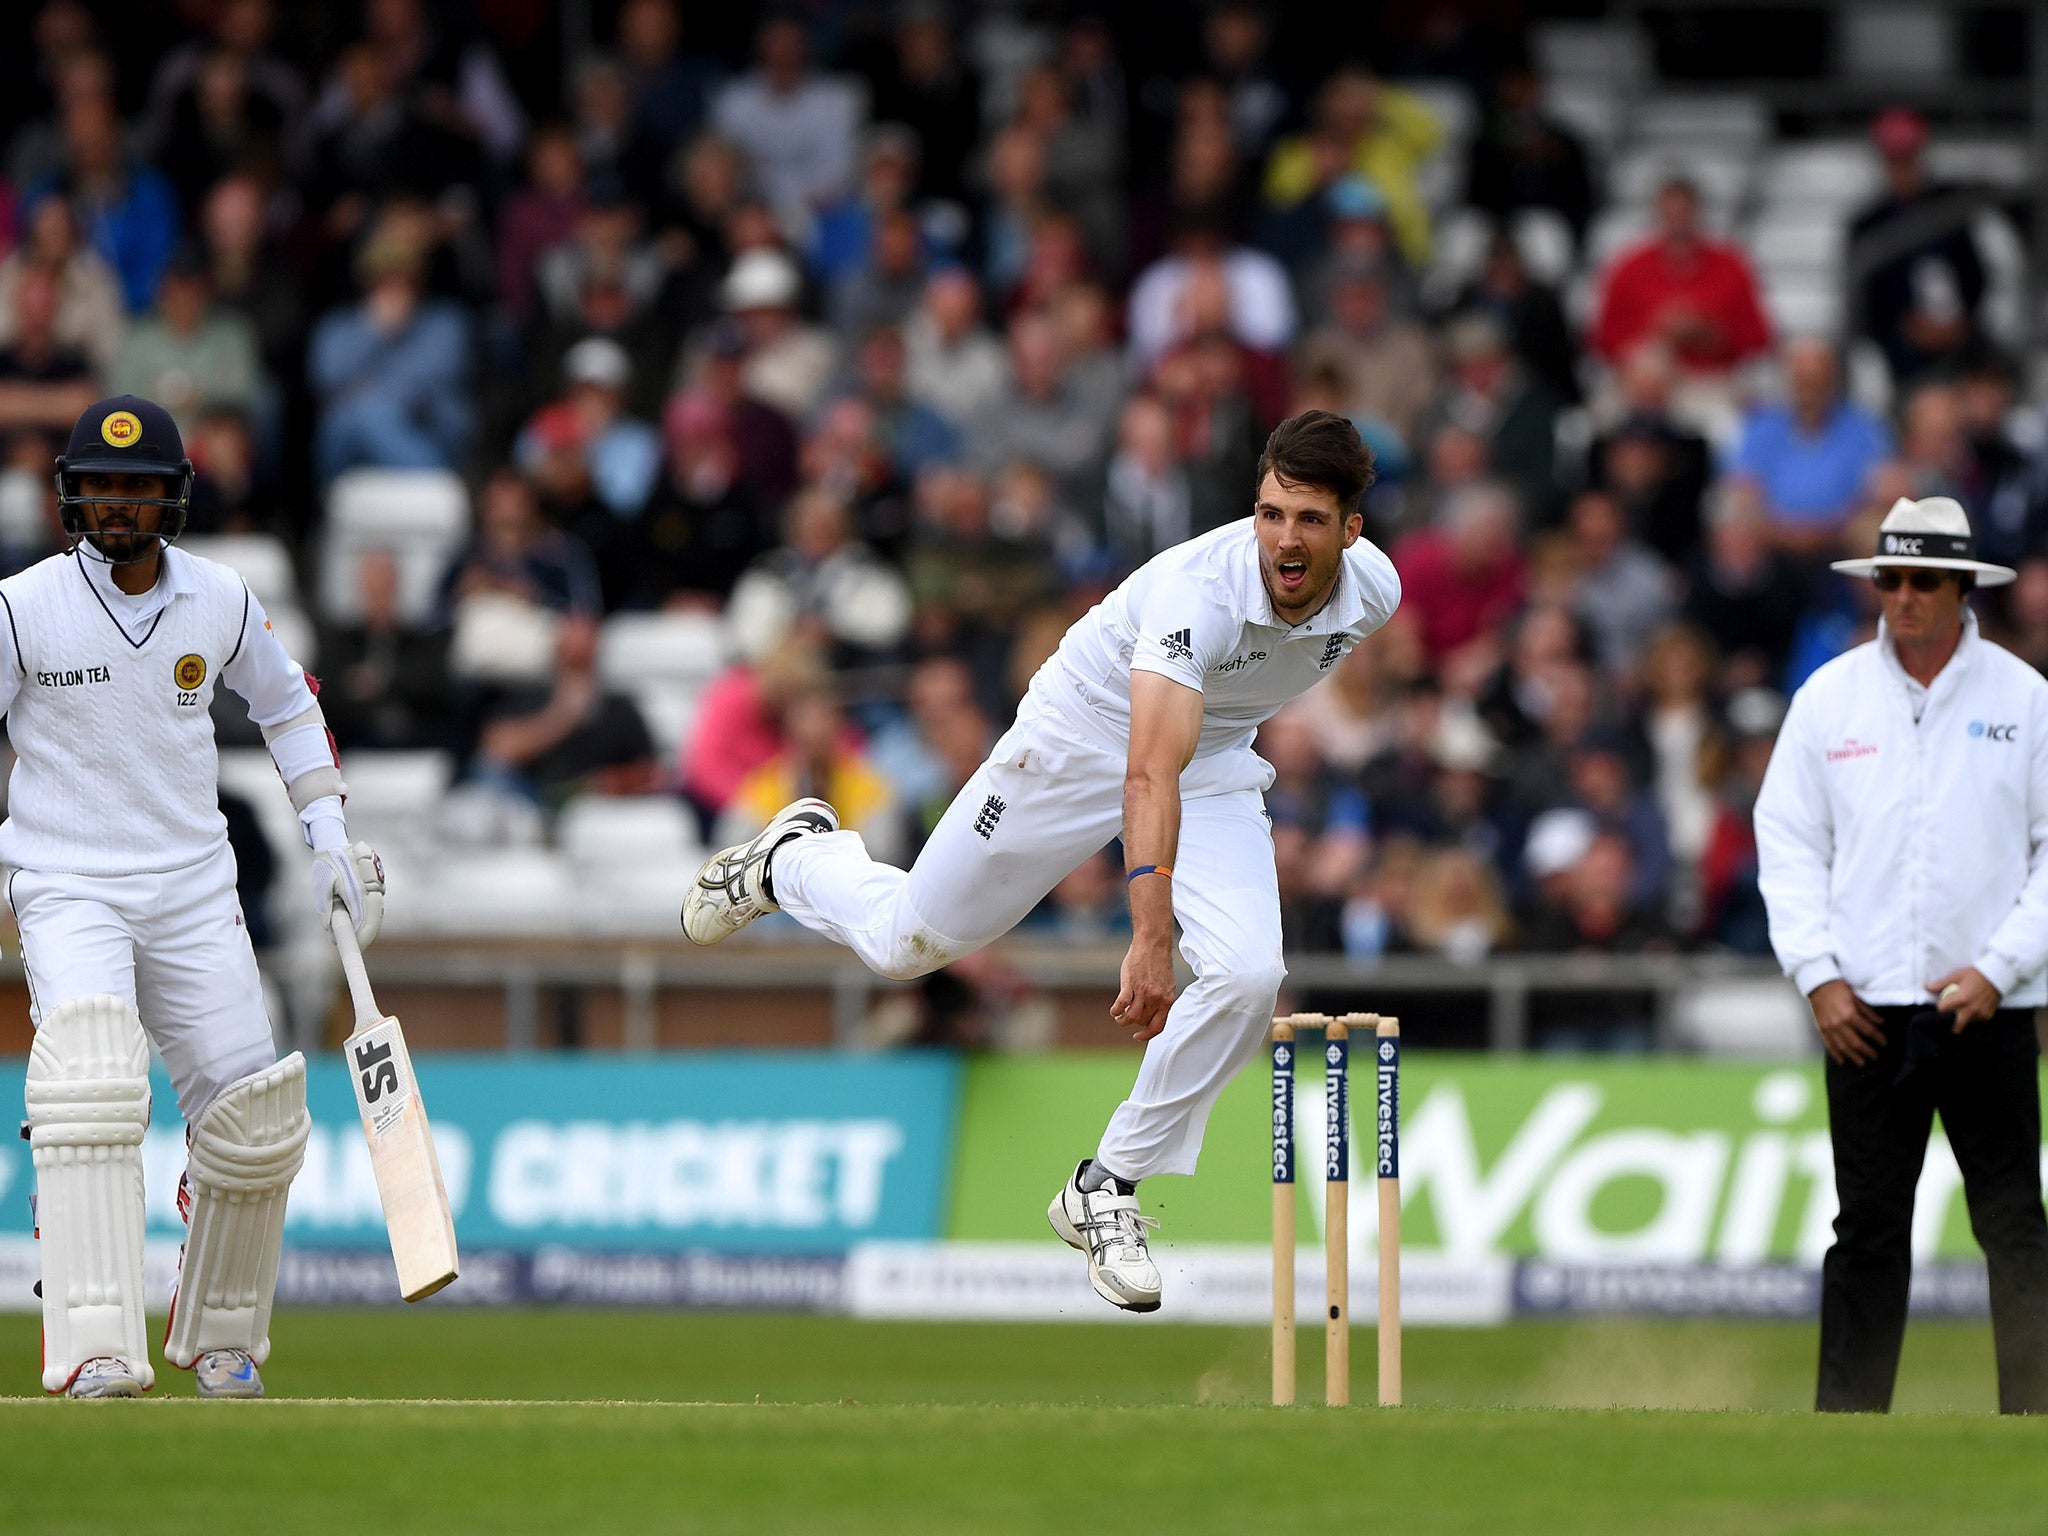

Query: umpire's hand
[1927,966,2004,1030]
[1808,979,1884,1065]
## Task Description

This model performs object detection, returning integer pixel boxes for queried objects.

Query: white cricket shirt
[1029,517,1402,759]
[0,547,318,875]
[1756,609,2048,1006]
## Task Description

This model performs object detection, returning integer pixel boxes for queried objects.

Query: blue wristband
[1127,865,1173,883]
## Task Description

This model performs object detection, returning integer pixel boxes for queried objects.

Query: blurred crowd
[2,0,2046,971]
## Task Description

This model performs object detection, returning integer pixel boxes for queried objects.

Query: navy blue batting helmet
[54,395,195,564]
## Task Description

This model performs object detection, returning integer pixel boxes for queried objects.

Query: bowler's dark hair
[1255,409,1377,517]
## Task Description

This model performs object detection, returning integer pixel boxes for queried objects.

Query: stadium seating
[558,795,704,935]
[335,750,456,853]
[1667,977,1816,1057]
[1633,95,1772,152]
[596,611,728,759]
[183,533,318,671]
[1756,142,1885,214]
[392,846,577,938]
[317,469,471,626]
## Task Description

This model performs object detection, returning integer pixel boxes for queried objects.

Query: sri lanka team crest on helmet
[174,654,206,690]
[100,410,142,448]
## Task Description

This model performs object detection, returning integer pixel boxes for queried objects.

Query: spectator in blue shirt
[29,98,180,315]
[811,125,921,288]
[1728,337,1890,558]
[513,336,661,518]
[307,220,474,483]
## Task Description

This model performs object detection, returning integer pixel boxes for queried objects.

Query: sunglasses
[1872,569,1951,593]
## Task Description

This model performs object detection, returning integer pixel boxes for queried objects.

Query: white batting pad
[26,994,153,1392]
[163,1053,309,1369]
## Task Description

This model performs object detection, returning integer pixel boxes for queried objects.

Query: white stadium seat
[1634,95,1771,150]
[597,611,727,687]
[265,604,319,672]
[341,749,454,814]
[1541,82,1620,154]
[1925,138,2030,191]
[597,612,728,759]
[1757,142,1883,213]
[1668,978,1815,1057]
[181,533,317,665]
[1747,214,1845,277]
[1763,278,1844,339]
[1585,207,1651,270]
[182,534,300,613]
[216,746,297,849]
[1405,79,1478,215]
[1532,21,1651,85]
[1513,208,1576,287]
[1610,148,1750,221]
[318,469,470,627]
[394,848,576,937]
[558,794,699,867]
[1424,207,1494,305]
[338,749,454,847]
[558,795,705,936]
[1973,208,2028,347]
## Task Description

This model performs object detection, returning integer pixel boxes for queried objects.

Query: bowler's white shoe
[194,1348,264,1399]
[65,1357,146,1398]
[682,797,839,945]
[1048,1160,1163,1313]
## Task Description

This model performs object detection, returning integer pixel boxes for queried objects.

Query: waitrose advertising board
[948,1053,2015,1263]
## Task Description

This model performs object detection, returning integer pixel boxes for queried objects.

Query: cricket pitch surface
[3,1312,2041,1533]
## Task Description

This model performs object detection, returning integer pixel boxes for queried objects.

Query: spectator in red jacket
[1591,177,1770,435]
[1392,481,1527,665]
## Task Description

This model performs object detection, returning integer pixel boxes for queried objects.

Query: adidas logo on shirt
[1160,629,1193,662]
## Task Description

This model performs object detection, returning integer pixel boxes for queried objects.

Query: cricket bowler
[685,409,1399,1311]
[10,396,383,1396]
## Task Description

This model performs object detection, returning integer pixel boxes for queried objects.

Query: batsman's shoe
[193,1349,264,1399]
[1048,1160,1163,1313]
[65,1357,146,1398]
[683,797,838,945]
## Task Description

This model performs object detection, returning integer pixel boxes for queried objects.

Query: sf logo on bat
[354,1035,399,1103]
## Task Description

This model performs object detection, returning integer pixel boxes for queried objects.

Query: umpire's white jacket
[1757,610,2048,1006]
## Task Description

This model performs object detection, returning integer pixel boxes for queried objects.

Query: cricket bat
[331,908,460,1301]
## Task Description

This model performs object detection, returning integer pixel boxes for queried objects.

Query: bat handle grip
[330,906,382,1033]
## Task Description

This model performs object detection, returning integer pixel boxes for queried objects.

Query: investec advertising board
[0,1052,2030,1317]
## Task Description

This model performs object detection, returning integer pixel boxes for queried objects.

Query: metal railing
[334,939,1802,1054]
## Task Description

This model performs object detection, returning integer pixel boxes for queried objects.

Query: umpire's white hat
[1830,496,2017,587]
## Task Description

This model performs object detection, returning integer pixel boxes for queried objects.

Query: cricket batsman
[686,410,1398,1311]
[9,396,383,1396]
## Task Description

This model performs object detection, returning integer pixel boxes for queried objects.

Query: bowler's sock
[762,833,804,906]
[1078,1159,1136,1197]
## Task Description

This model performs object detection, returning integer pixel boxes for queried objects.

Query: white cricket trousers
[774,693,1284,1181]
[6,840,276,1123]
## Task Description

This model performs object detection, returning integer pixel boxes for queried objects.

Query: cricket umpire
[1758,495,2048,1413]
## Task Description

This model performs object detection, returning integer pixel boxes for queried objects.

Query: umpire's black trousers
[1820,1006,2048,1413]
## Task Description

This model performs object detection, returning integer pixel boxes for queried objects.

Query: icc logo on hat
[100,411,142,448]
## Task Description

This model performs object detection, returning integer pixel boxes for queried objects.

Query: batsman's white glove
[313,840,386,949]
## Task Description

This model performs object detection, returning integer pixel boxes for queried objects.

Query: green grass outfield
[1,1313,2042,1533]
